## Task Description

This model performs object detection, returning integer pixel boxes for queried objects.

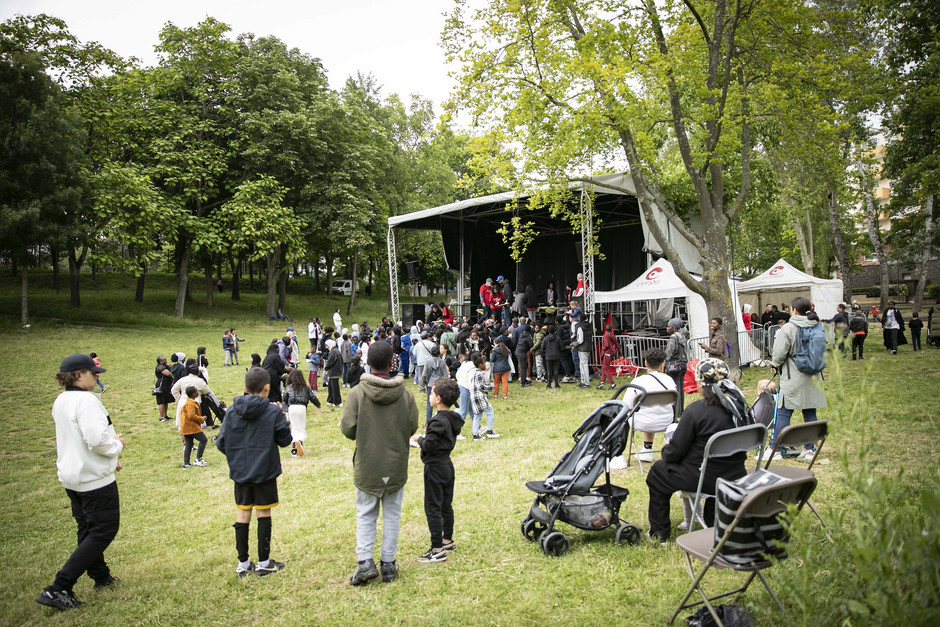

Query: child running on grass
[216,367,292,578]
[469,353,500,441]
[410,377,464,563]
[180,386,209,468]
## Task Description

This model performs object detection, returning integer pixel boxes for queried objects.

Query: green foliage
[774,358,940,624]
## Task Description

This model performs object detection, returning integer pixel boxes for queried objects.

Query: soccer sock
[234,522,250,563]
[257,517,272,563]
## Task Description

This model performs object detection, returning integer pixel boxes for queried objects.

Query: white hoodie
[52,389,124,492]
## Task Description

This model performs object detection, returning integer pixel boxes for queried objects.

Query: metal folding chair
[669,475,818,626]
[684,423,766,531]
[759,420,829,527]
[624,388,680,472]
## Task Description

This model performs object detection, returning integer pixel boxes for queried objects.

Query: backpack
[793,324,827,375]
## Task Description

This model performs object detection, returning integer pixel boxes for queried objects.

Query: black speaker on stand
[401,303,420,329]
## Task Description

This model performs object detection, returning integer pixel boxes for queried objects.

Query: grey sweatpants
[355,487,405,562]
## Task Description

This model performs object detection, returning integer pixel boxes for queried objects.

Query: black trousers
[53,481,120,591]
[424,462,455,548]
[852,335,866,358]
[646,461,714,542]
[545,359,560,387]
[670,373,685,417]
[887,328,899,352]
[912,330,922,350]
[184,432,208,464]
[327,377,342,405]
[516,353,529,383]
[201,396,225,425]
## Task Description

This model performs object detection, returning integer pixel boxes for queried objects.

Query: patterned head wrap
[695,358,730,384]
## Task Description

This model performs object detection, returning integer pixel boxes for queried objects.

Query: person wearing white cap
[37,355,125,611]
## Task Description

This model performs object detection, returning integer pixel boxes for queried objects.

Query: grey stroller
[520,384,647,557]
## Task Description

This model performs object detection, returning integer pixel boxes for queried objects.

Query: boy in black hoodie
[410,377,464,563]
[216,367,292,578]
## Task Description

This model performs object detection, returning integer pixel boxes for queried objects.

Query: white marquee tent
[736,258,844,320]
[595,258,760,363]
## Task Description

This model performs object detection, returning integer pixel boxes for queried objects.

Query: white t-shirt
[626,371,677,432]
[884,309,899,330]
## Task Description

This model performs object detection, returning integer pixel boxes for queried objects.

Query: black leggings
[184,432,208,464]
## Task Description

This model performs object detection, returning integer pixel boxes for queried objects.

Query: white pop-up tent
[595,259,759,362]
[736,258,844,320]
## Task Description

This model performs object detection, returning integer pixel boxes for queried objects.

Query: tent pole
[581,187,595,324]
[458,218,465,319]
[387,225,400,324]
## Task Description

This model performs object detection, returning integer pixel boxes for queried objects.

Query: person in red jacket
[478,278,494,322]
[597,324,621,389]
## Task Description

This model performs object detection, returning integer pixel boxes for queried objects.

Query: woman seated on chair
[609,347,676,469]
[645,358,750,543]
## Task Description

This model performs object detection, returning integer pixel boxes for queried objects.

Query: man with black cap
[37,354,125,611]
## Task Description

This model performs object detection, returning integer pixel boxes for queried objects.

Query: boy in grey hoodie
[341,341,419,585]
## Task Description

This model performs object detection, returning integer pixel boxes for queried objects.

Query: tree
[879,0,940,312]
[445,1,878,367]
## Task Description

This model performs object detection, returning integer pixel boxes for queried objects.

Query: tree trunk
[314,257,321,292]
[856,160,890,309]
[20,265,28,326]
[277,248,288,312]
[51,245,60,294]
[266,248,280,318]
[789,197,814,276]
[174,235,192,317]
[67,243,87,308]
[347,250,359,316]
[912,194,934,313]
[204,251,214,310]
[325,255,334,296]
[229,253,242,301]
[826,185,853,302]
[248,259,255,292]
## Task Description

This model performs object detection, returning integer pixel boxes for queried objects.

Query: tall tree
[879,0,940,312]
[445,0,876,366]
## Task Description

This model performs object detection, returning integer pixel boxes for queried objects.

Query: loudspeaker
[401,303,420,328]
[405,261,417,281]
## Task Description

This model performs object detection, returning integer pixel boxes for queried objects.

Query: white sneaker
[799,448,816,460]
[757,447,784,462]
[484,430,501,438]
[192,458,208,467]
[677,521,689,531]
[636,449,654,463]
[609,455,628,470]
[455,434,465,440]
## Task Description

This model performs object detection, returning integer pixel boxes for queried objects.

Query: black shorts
[234,479,279,510]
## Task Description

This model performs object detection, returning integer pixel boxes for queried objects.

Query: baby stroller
[520,384,647,557]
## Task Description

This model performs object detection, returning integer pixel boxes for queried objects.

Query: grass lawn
[1,275,938,625]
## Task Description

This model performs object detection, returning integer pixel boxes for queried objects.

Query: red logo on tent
[645,267,662,281]
[769,265,784,276]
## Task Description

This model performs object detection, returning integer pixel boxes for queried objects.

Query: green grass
[0,275,938,625]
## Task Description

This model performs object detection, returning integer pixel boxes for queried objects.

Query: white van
[331,279,360,296]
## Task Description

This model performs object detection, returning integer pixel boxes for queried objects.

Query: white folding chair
[684,423,766,531]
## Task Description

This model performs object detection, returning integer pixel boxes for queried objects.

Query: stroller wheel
[616,524,641,546]
[540,531,570,558]
[521,518,547,543]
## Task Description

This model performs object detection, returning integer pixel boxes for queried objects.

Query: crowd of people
[37,289,937,611]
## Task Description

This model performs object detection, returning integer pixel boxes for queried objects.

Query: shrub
[927,284,940,300]
[775,358,940,624]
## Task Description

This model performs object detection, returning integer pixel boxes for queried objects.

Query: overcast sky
[1,0,456,109]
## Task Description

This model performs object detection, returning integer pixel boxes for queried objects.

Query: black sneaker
[441,539,456,551]
[290,447,297,457]
[181,464,190,469]
[235,562,254,578]
[472,434,483,441]
[484,430,501,439]
[94,576,120,590]
[417,547,448,563]
[36,588,82,611]
[380,560,398,582]
[350,558,379,585]
[255,560,285,577]
[159,416,171,422]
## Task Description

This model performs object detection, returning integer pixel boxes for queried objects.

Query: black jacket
[849,316,869,335]
[515,332,533,356]
[417,410,464,465]
[659,401,746,493]
[325,347,343,376]
[558,323,572,350]
[216,394,292,484]
[347,363,365,387]
[542,332,563,360]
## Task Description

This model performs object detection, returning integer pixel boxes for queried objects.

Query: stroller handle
[609,383,648,406]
